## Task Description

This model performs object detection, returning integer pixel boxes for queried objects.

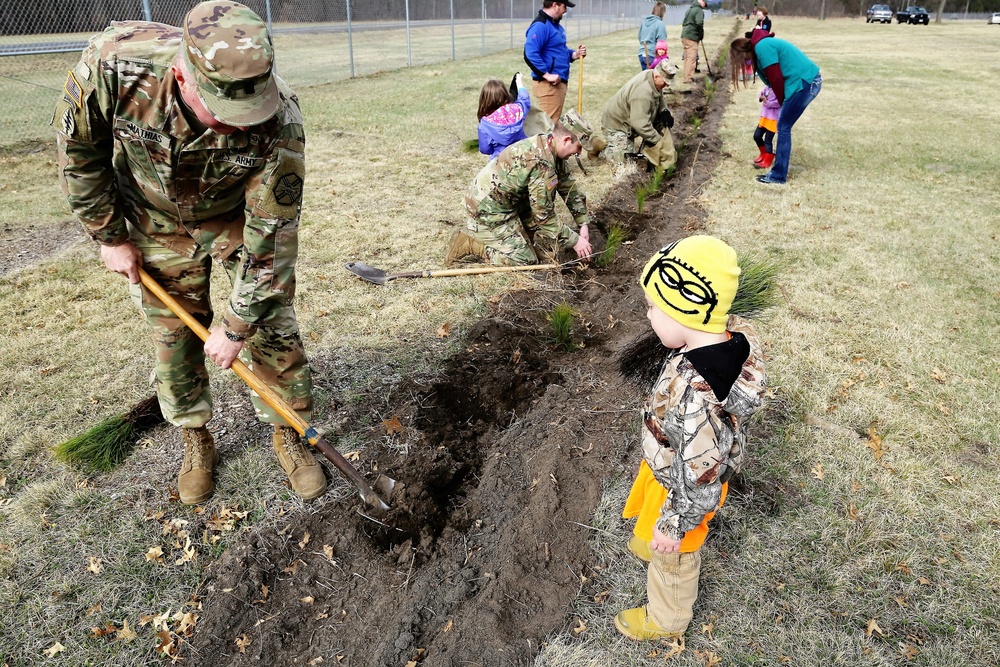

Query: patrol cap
[559,109,596,151]
[655,58,678,80]
[182,1,279,127]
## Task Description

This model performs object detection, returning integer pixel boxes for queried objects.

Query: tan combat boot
[272,425,327,499]
[588,134,609,159]
[444,230,486,265]
[178,427,218,505]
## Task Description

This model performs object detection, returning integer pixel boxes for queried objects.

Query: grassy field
[537,17,1000,667]
[2,14,998,666]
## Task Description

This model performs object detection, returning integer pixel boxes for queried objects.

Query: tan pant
[647,550,701,634]
[643,131,676,170]
[533,80,568,122]
[681,38,699,83]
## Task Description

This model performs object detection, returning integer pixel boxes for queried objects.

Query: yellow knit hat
[640,236,740,334]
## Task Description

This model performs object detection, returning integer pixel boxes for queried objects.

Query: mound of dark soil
[186,68,734,666]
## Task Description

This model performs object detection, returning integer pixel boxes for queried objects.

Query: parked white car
[989,12,1000,24]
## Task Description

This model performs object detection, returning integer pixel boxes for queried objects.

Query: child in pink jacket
[753,85,780,168]
[649,40,669,69]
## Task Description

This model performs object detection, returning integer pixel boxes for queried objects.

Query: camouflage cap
[559,109,596,151]
[182,1,279,127]
[655,59,678,80]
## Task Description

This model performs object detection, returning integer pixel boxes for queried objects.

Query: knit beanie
[640,236,740,333]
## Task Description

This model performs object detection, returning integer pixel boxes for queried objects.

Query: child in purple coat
[477,73,531,161]
[753,85,780,168]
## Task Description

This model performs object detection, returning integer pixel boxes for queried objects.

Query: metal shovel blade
[344,261,389,285]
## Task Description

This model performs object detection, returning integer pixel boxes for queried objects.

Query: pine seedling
[54,395,163,471]
[547,303,578,352]
[596,225,627,268]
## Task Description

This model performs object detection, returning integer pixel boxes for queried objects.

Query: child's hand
[651,526,682,555]
[515,72,523,88]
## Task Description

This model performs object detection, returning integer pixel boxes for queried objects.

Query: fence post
[590,0,593,37]
[346,0,355,78]
[141,0,152,21]
[510,0,514,50]
[451,0,456,61]
[406,0,412,67]
[481,0,486,56]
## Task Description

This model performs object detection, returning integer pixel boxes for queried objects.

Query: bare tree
[936,0,947,22]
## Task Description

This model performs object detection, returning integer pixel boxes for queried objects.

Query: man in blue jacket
[524,1,587,122]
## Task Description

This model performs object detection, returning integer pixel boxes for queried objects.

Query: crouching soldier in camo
[55,0,326,503]
[601,59,679,171]
[446,120,595,266]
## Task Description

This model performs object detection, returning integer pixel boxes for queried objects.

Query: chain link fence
[0,0,687,146]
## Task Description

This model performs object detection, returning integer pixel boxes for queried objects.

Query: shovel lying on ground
[138,268,394,514]
[344,261,559,286]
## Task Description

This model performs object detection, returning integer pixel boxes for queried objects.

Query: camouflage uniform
[55,5,311,427]
[601,69,676,169]
[640,315,766,540]
[463,134,589,266]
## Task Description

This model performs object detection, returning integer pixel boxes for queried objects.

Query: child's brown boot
[272,425,327,499]
[178,427,218,505]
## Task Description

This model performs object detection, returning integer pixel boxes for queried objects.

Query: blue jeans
[765,74,822,183]
[639,55,649,70]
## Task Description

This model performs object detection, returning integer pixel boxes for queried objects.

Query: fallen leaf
[895,281,911,290]
[866,618,884,637]
[572,618,587,635]
[254,584,270,604]
[299,531,311,549]
[593,590,610,604]
[441,619,453,633]
[662,635,685,659]
[895,561,912,574]
[848,503,861,520]
[382,415,404,435]
[895,596,908,607]
[936,402,951,416]
[145,545,165,563]
[344,451,360,461]
[283,559,305,575]
[917,576,932,586]
[930,368,947,384]
[86,603,103,617]
[308,658,324,666]
[646,649,662,658]
[511,349,522,364]
[322,544,334,561]
[175,537,196,565]
[176,612,197,637]
[436,322,451,338]
[90,623,120,638]
[864,427,886,459]
[694,649,721,667]
[87,556,103,575]
[701,621,714,639]
[43,642,66,657]
[300,596,315,605]
[155,629,175,657]
[942,473,960,485]
[235,634,251,654]
[810,463,825,480]
[899,642,919,660]
[116,619,138,643]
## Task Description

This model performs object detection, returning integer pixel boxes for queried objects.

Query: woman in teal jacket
[729,29,822,184]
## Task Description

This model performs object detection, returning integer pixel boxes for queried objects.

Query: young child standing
[615,236,767,641]
[648,39,670,69]
[754,85,780,168]
[477,73,531,161]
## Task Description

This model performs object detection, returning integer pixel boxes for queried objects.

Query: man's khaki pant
[533,80,568,122]
[647,550,701,634]
[681,38,699,83]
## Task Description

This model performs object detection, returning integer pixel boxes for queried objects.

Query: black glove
[654,108,674,131]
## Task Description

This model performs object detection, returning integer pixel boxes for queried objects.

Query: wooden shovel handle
[406,264,560,279]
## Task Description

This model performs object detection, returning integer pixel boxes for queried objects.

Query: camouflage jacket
[54,21,305,339]
[641,316,766,540]
[465,134,589,249]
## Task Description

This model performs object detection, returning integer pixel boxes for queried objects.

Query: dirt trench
[185,63,736,667]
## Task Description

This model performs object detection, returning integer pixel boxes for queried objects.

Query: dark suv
[896,6,930,24]
[866,4,893,23]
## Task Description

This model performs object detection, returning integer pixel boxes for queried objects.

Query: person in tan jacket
[600,59,678,170]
